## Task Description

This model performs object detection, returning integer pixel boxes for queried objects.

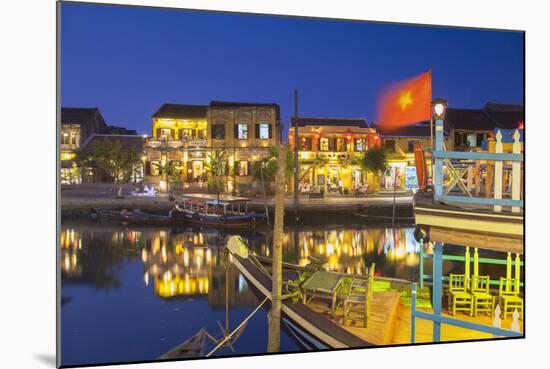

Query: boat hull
[230,254,373,350]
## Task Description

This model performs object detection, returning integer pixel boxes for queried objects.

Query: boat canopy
[181,193,250,204]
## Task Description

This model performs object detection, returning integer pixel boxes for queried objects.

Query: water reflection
[59,222,511,365]
[254,227,426,281]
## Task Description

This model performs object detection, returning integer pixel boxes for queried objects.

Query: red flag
[377,71,432,130]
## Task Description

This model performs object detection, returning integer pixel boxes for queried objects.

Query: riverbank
[60,184,414,223]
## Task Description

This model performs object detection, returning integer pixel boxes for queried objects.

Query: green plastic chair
[447,273,473,316]
[499,277,523,320]
[470,275,494,317]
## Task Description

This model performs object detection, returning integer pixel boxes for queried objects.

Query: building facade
[60,107,141,184]
[144,101,281,195]
[60,107,109,184]
[289,117,378,194]
[374,123,442,192]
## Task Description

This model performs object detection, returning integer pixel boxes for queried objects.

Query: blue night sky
[61,2,524,136]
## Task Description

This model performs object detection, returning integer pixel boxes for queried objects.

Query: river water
[60,221,510,366]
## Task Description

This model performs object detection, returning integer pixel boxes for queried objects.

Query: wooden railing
[433,124,523,213]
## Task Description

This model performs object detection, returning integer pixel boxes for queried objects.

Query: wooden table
[301,270,344,316]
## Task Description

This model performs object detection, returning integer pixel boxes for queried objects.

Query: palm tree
[205,149,228,213]
[152,161,180,195]
[359,147,389,193]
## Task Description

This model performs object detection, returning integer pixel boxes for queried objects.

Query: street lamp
[431,98,448,199]
[432,98,448,120]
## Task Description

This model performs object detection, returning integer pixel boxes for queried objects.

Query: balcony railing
[433,125,523,213]
[61,143,78,151]
[145,137,207,149]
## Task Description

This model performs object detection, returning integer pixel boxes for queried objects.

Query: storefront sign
[147,150,161,160]
[167,151,183,161]
[405,166,419,189]
[190,151,206,159]
[188,139,206,147]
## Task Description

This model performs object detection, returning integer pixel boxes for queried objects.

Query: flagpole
[429,70,434,188]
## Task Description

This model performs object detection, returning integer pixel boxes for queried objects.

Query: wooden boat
[93,208,175,225]
[174,194,264,229]
[226,237,373,350]
[159,328,207,360]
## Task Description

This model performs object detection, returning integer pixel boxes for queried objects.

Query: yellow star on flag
[397,90,413,110]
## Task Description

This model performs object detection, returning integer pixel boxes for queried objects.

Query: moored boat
[225,236,373,350]
[174,194,264,229]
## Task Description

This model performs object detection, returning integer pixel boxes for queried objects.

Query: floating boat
[173,194,264,229]
[159,328,207,360]
[225,236,373,350]
[92,208,175,225]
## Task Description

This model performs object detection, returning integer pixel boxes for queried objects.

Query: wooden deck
[306,291,523,346]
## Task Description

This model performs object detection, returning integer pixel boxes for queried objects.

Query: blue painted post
[419,240,424,289]
[411,282,417,343]
[432,242,443,342]
[434,119,444,198]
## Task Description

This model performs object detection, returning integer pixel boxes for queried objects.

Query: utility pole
[293,90,299,223]
[267,144,287,352]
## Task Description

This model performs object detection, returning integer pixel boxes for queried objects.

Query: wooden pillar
[432,242,443,341]
[474,161,481,196]
[511,130,521,213]
[494,130,503,212]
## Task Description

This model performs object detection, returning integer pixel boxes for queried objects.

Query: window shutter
[156,128,161,138]
[234,124,239,139]
[255,124,260,139]
[247,161,252,176]
[268,124,272,139]
[145,161,151,175]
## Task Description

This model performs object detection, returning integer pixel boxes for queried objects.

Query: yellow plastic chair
[499,277,523,320]
[447,273,473,316]
[470,275,495,317]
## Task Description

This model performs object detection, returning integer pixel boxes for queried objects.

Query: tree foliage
[252,146,293,182]
[205,149,228,194]
[88,139,142,183]
[359,146,389,176]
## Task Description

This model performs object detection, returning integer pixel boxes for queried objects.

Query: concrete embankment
[60,183,414,224]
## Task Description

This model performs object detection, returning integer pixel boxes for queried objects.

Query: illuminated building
[289,117,378,193]
[144,101,281,194]
[374,122,440,192]
[60,107,139,184]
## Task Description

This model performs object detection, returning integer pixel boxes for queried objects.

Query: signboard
[190,150,206,159]
[405,166,418,190]
[147,150,161,161]
[188,139,207,147]
[167,151,183,161]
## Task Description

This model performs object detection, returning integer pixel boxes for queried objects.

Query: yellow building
[60,107,109,184]
[289,117,378,194]
[375,123,440,192]
[144,101,281,194]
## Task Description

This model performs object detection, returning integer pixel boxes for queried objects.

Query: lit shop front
[380,160,432,191]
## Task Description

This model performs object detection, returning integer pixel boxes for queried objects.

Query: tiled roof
[446,104,524,131]
[373,122,441,137]
[445,108,496,131]
[81,134,144,152]
[295,117,369,128]
[61,107,100,124]
[152,103,208,119]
